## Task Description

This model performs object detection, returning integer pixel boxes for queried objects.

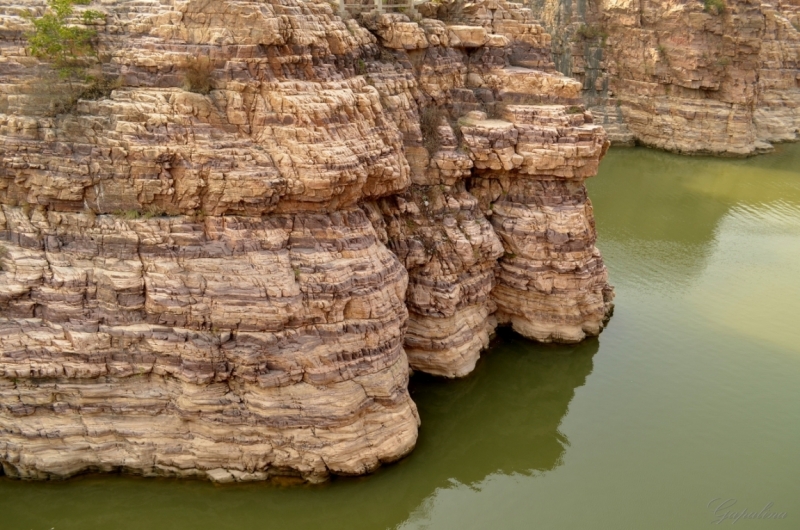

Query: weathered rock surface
[376,182,505,377]
[0,0,420,482]
[356,1,612,376]
[464,106,613,342]
[0,208,417,481]
[756,1,800,144]
[0,0,613,480]
[529,0,800,154]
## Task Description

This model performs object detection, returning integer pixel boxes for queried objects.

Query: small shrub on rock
[183,56,214,95]
[420,107,448,154]
[703,0,726,15]
[24,0,103,80]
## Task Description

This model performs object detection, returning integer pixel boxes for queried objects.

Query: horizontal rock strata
[464,106,614,342]
[0,207,418,481]
[0,0,420,482]
[0,0,614,480]
[364,0,613,373]
[377,182,504,377]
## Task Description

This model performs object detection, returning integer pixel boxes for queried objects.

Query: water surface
[2,144,799,529]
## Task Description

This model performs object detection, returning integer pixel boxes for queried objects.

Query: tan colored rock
[0,79,410,214]
[481,67,583,101]
[463,106,614,343]
[755,1,800,143]
[453,0,556,71]
[420,18,451,47]
[370,13,429,50]
[486,34,511,47]
[0,207,418,481]
[0,0,616,481]
[447,25,488,48]
[377,183,504,378]
[0,1,409,215]
[366,0,614,373]
[529,0,800,154]
[0,0,418,482]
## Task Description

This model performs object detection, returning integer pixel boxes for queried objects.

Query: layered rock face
[756,0,800,143]
[361,0,612,375]
[464,105,613,342]
[0,209,416,481]
[0,0,613,480]
[529,0,800,155]
[0,0,419,482]
[376,183,505,377]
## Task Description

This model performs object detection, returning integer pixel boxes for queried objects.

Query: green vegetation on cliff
[24,0,102,79]
[22,0,117,114]
[703,0,726,15]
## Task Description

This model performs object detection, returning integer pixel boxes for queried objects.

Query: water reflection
[390,330,598,528]
[591,145,800,242]
[590,150,730,246]
[406,330,597,487]
[587,144,800,293]
[391,145,800,530]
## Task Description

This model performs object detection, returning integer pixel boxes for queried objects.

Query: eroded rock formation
[0,0,613,481]
[362,0,613,377]
[464,105,613,342]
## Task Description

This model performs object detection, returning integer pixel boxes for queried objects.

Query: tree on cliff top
[23,0,103,81]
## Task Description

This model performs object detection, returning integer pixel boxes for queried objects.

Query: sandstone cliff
[529,0,800,155]
[0,0,612,481]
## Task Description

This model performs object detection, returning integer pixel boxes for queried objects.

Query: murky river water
[2,144,799,529]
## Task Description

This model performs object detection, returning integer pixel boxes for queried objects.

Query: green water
[2,145,800,529]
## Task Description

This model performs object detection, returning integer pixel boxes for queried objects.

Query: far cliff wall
[528,0,800,155]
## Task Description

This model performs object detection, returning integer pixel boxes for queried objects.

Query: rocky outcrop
[0,0,613,481]
[359,0,612,375]
[0,208,417,481]
[464,106,613,342]
[756,1,800,143]
[376,182,504,377]
[529,0,800,155]
[0,0,419,482]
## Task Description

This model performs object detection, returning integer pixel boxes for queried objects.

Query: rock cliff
[0,0,612,481]
[529,0,800,155]
[464,105,612,343]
